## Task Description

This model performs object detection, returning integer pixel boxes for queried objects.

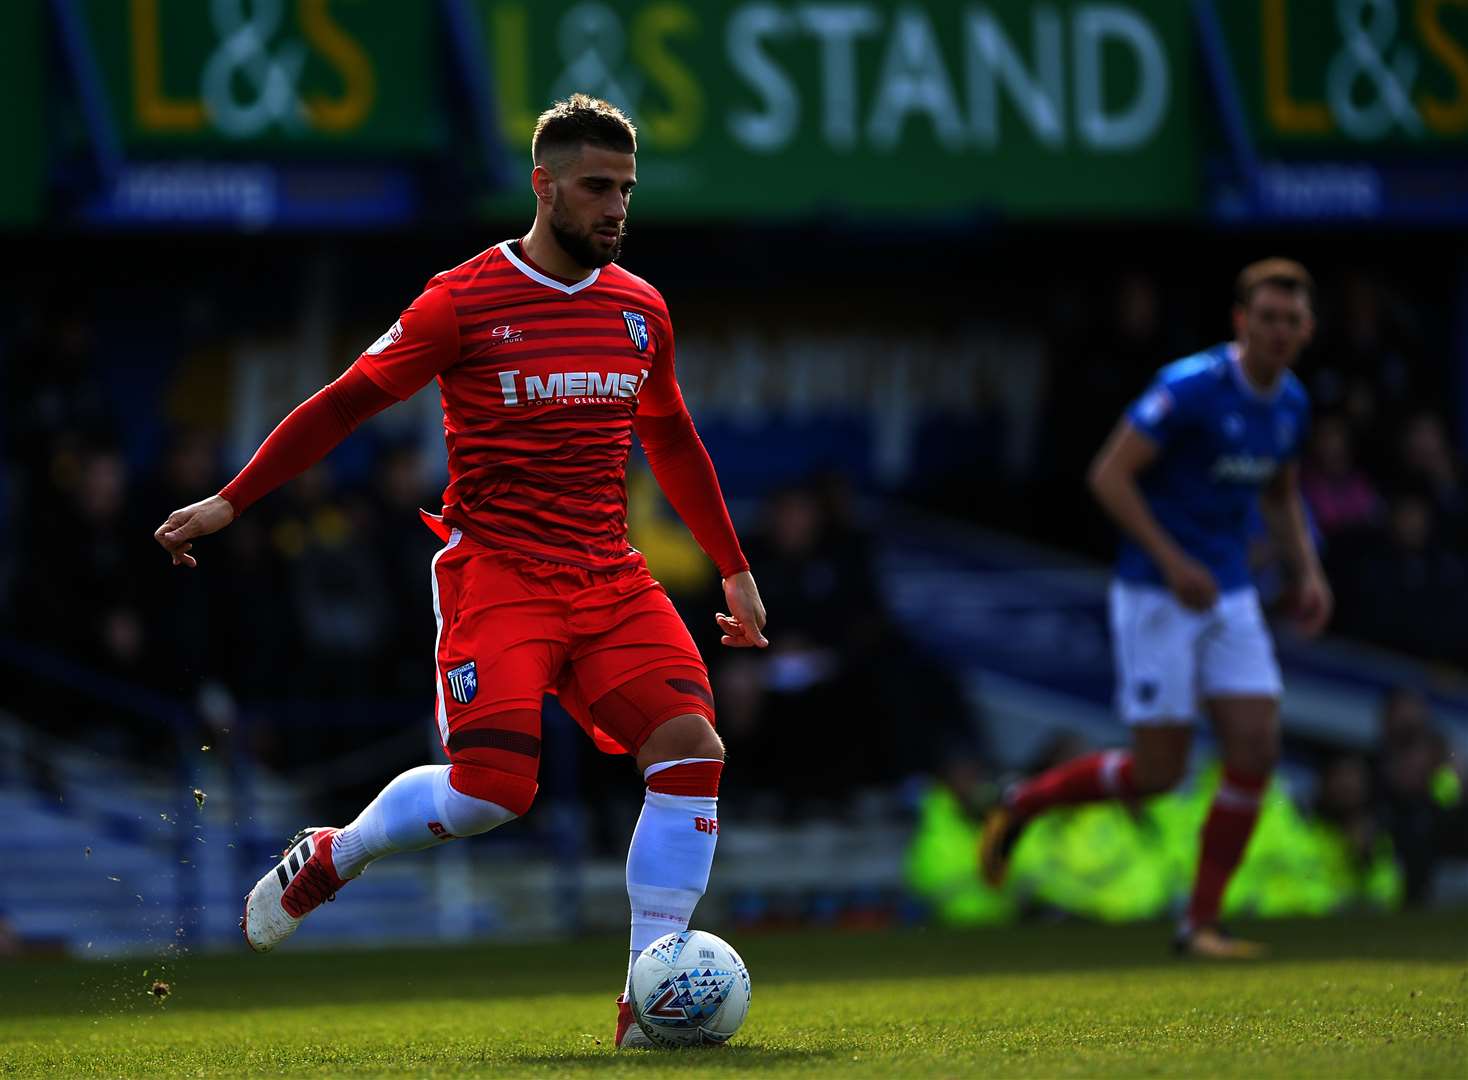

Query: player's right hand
[154,494,236,568]
[1163,554,1219,611]
[717,570,769,648]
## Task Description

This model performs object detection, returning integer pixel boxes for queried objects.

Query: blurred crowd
[908,685,1467,922]
[1367,688,1468,903]
[672,476,969,817]
[0,434,444,768]
[0,293,446,768]
[1302,410,1467,665]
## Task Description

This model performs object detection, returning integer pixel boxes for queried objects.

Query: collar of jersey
[498,240,601,295]
[1226,343,1284,403]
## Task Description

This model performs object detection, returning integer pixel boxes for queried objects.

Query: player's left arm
[1260,460,1333,636]
[635,308,767,649]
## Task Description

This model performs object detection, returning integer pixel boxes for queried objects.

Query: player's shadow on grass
[512,1045,831,1068]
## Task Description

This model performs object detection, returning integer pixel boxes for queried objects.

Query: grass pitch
[0,912,1463,1078]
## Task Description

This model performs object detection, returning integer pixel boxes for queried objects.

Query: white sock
[624,762,719,994]
[331,764,516,879]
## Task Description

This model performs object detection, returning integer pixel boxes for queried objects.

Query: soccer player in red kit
[154,95,767,1047]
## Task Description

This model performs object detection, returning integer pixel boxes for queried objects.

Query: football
[628,930,751,1047]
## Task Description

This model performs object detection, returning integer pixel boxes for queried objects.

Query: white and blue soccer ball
[629,929,751,1048]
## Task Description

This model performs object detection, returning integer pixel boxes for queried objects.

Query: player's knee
[438,765,522,835]
[445,707,542,817]
[1224,741,1278,780]
[1133,756,1187,795]
[591,665,722,768]
[639,713,724,772]
[447,762,537,819]
[674,715,724,762]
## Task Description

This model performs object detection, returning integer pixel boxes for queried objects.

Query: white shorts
[1109,581,1282,725]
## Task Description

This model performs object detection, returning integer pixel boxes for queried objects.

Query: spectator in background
[1332,495,1468,665]
[3,297,113,641]
[3,298,113,498]
[16,447,162,750]
[1313,754,1387,877]
[53,449,152,674]
[904,740,1014,926]
[1396,412,1466,546]
[1380,686,1433,753]
[713,478,969,815]
[1374,688,1468,905]
[206,502,297,766]
[810,469,974,780]
[368,443,443,699]
[1038,271,1179,558]
[277,464,390,705]
[1300,414,1381,538]
[1308,269,1423,471]
[714,483,869,814]
[140,430,227,695]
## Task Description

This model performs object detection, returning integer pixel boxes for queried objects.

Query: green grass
[1,913,1464,1078]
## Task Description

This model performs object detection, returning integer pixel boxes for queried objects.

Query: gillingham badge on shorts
[623,311,649,351]
[446,661,478,705]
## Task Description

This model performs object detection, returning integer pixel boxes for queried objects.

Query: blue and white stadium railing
[0,640,587,957]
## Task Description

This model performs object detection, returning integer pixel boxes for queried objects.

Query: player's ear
[531,164,556,205]
[1231,302,1248,341]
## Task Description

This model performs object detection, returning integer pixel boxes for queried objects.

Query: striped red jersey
[356,240,686,570]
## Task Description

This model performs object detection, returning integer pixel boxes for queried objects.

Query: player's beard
[550,195,623,269]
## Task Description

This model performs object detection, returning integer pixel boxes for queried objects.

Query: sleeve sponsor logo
[365,319,403,356]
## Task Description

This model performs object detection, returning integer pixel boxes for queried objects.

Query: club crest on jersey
[446,661,477,705]
[623,311,649,352]
[366,320,403,356]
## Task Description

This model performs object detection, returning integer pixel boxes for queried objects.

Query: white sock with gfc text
[331,764,516,879]
[623,758,722,995]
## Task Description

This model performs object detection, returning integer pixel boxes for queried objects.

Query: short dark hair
[531,94,637,168]
[1235,257,1314,307]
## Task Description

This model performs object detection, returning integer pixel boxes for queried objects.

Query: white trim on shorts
[430,529,463,745]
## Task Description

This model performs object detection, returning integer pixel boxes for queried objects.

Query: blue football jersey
[1117,343,1310,592]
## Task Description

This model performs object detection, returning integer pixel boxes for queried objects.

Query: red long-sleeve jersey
[221,241,747,578]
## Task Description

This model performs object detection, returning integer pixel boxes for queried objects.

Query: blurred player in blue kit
[983,259,1333,958]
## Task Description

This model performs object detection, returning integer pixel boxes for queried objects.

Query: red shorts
[429,529,713,760]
